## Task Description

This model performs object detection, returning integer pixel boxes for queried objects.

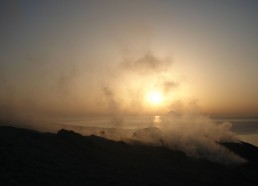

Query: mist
[131,112,245,164]
[0,47,247,164]
[1,0,257,166]
[1,2,258,185]
[89,51,246,164]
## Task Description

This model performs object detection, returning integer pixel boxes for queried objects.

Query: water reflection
[153,115,161,127]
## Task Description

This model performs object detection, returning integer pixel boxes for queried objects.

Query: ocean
[213,118,258,146]
[50,115,258,147]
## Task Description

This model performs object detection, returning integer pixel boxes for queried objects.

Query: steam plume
[120,52,172,74]
[131,112,246,164]
[103,86,123,127]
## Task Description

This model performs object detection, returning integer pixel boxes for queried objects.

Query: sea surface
[50,115,258,146]
[213,118,258,146]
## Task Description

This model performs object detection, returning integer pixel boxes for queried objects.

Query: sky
[0,0,258,120]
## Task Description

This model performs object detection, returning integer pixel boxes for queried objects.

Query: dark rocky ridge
[0,126,258,185]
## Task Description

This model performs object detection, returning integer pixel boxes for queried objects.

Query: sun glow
[147,90,163,105]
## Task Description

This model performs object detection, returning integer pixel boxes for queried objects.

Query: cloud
[162,81,178,93]
[56,65,78,96]
[103,86,123,127]
[130,111,246,164]
[120,52,172,74]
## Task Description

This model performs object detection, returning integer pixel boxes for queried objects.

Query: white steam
[128,110,246,164]
[97,50,247,165]
[130,112,245,164]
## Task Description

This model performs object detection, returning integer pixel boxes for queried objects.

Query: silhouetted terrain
[0,126,258,185]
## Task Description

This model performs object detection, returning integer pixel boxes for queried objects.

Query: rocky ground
[0,126,258,185]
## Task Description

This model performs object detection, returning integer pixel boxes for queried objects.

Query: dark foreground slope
[0,126,258,186]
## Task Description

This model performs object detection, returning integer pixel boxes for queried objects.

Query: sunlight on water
[153,115,161,127]
[50,115,258,146]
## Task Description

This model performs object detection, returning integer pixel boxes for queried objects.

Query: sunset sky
[0,0,257,119]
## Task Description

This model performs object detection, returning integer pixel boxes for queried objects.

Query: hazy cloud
[130,110,246,164]
[162,81,178,93]
[103,86,123,127]
[120,52,172,74]
[56,65,78,96]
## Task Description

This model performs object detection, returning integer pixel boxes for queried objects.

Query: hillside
[0,126,258,185]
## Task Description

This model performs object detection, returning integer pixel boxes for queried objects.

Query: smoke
[0,8,247,165]
[103,86,123,127]
[120,52,172,74]
[162,81,178,93]
[97,50,246,164]
[164,114,244,164]
[129,107,246,165]
[56,65,79,96]
[100,50,177,124]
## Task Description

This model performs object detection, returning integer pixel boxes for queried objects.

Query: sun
[147,90,163,105]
